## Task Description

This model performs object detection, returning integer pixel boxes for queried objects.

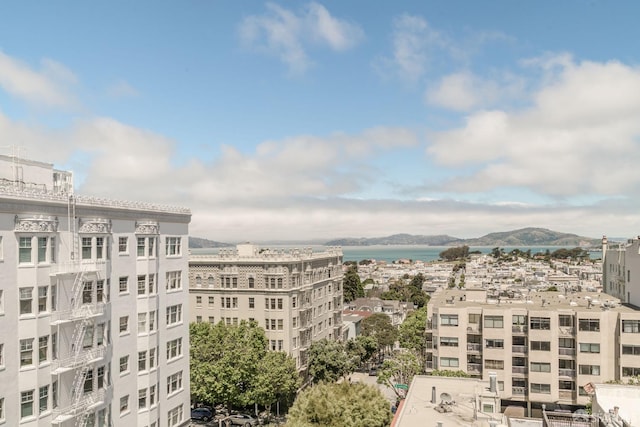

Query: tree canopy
[398,307,427,356]
[343,265,365,303]
[439,245,470,261]
[308,338,351,384]
[190,321,299,410]
[345,335,378,369]
[361,313,398,353]
[380,273,430,308]
[286,381,392,427]
[376,350,423,399]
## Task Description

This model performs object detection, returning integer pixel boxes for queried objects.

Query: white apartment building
[0,155,191,427]
[602,235,640,307]
[189,243,344,370]
[425,288,640,416]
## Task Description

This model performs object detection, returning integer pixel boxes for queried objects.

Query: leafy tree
[253,351,301,414]
[362,313,398,355]
[431,369,471,377]
[190,320,298,411]
[398,307,427,356]
[308,339,351,383]
[345,335,378,370]
[343,265,364,303]
[286,381,392,427]
[490,247,504,259]
[439,245,470,261]
[376,350,422,399]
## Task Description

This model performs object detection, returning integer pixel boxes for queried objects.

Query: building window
[148,274,156,294]
[440,337,459,347]
[622,367,640,376]
[232,297,238,308]
[440,357,459,368]
[531,362,551,372]
[96,237,104,259]
[292,297,297,308]
[248,277,254,288]
[20,338,33,367]
[96,323,104,346]
[38,286,48,312]
[39,385,48,413]
[149,311,156,332]
[50,284,57,311]
[167,371,183,395]
[166,271,182,291]
[81,281,92,305]
[150,348,156,369]
[530,317,551,330]
[20,287,33,315]
[196,296,202,307]
[622,345,640,355]
[166,305,182,325]
[166,237,182,256]
[578,319,600,332]
[82,237,92,259]
[440,314,458,326]
[579,343,600,353]
[119,277,129,294]
[83,325,94,349]
[485,339,504,349]
[150,384,157,406]
[168,404,183,427]
[52,381,57,408]
[484,316,504,328]
[138,275,146,295]
[579,364,600,375]
[21,390,34,418]
[0,397,4,421]
[83,369,94,394]
[119,316,129,334]
[138,351,147,371]
[39,335,48,363]
[139,388,147,409]
[209,296,214,307]
[531,383,551,394]
[120,395,129,414]
[485,359,504,370]
[278,319,284,330]
[468,313,481,324]
[622,320,640,333]
[119,237,128,253]
[19,236,32,263]
[138,313,147,333]
[531,341,551,351]
[137,237,145,257]
[167,338,183,360]
[38,237,47,263]
[120,356,129,374]
[559,314,573,327]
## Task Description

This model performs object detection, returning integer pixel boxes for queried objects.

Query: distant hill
[325,228,600,247]
[188,237,232,249]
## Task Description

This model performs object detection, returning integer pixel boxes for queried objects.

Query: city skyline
[2,1,640,242]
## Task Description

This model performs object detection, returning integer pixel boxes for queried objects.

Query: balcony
[426,321,434,331]
[52,346,107,373]
[558,369,576,378]
[512,345,528,354]
[558,348,576,357]
[512,325,527,334]
[426,341,433,350]
[50,302,109,324]
[467,363,482,374]
[558,390,576,401]
[558,327,575,336]
[467,324,481,334]
[512,386,527,396]
[467,343,481,352]
[52,388,108,422]
[512,366,528,375]
[49,260,107,277]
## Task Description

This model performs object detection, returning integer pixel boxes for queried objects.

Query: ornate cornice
[78,218,111,234]
[14,215,59,232]
[135,220,159,235]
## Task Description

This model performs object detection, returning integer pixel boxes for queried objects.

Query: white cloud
[427,59,640,198]
[238,2,363,74]
[0,50,77,108]
[106,80,140,99]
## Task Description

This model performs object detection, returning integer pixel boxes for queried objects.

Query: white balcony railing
[52,388,107,420]
[50,303,108,323]
[52,346,107,372]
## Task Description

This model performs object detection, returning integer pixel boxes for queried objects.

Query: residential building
[189,243,343,370]
[346,297,409,327]
[0,154,191,427]
[602,235,640,306]
[425,288,640,416]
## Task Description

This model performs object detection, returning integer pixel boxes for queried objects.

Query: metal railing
[512,345,528,354]
[512,366,528,374]
[52,346,106,371]
[558,369,575,377]
[50,302,108,323]
[512,325,527,333]
[52,388,107,419]
[558,348,576,356]
[467,343,482,352]
[467,363,482,373]
[512,386,527,396]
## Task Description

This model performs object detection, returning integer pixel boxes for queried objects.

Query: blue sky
[2,1,640,242]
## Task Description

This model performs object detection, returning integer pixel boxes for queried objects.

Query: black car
[191,407,214,422]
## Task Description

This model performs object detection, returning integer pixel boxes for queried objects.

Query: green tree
[376,350,422,399]
[253,351,301,414]
[286,382,392,427]
[190,320,296,410]
[398,307,427,356]
[345,335,378,370]
[308,339,351,383]
[431,369,471,377]
[439,245,470,261]
[362,313,398,355]
[343,265,364,303]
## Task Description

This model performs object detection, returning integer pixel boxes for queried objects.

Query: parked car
[191,407,214,422]
[369,368,378,376]
[227,413,259,426]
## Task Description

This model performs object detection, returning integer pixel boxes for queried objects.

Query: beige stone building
[425,288,640,415]
[188,244,343,370]
[602,235,640,307]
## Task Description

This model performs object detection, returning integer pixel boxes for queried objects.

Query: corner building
[189,243,344,370]
[425,288,640,416]
[0,155,191,427]
[602,235,640,307]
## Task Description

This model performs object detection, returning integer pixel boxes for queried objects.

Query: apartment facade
[602,235,640,307]
[425,288,640,415]
[189,243,344,370]
[0,155,191,427]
